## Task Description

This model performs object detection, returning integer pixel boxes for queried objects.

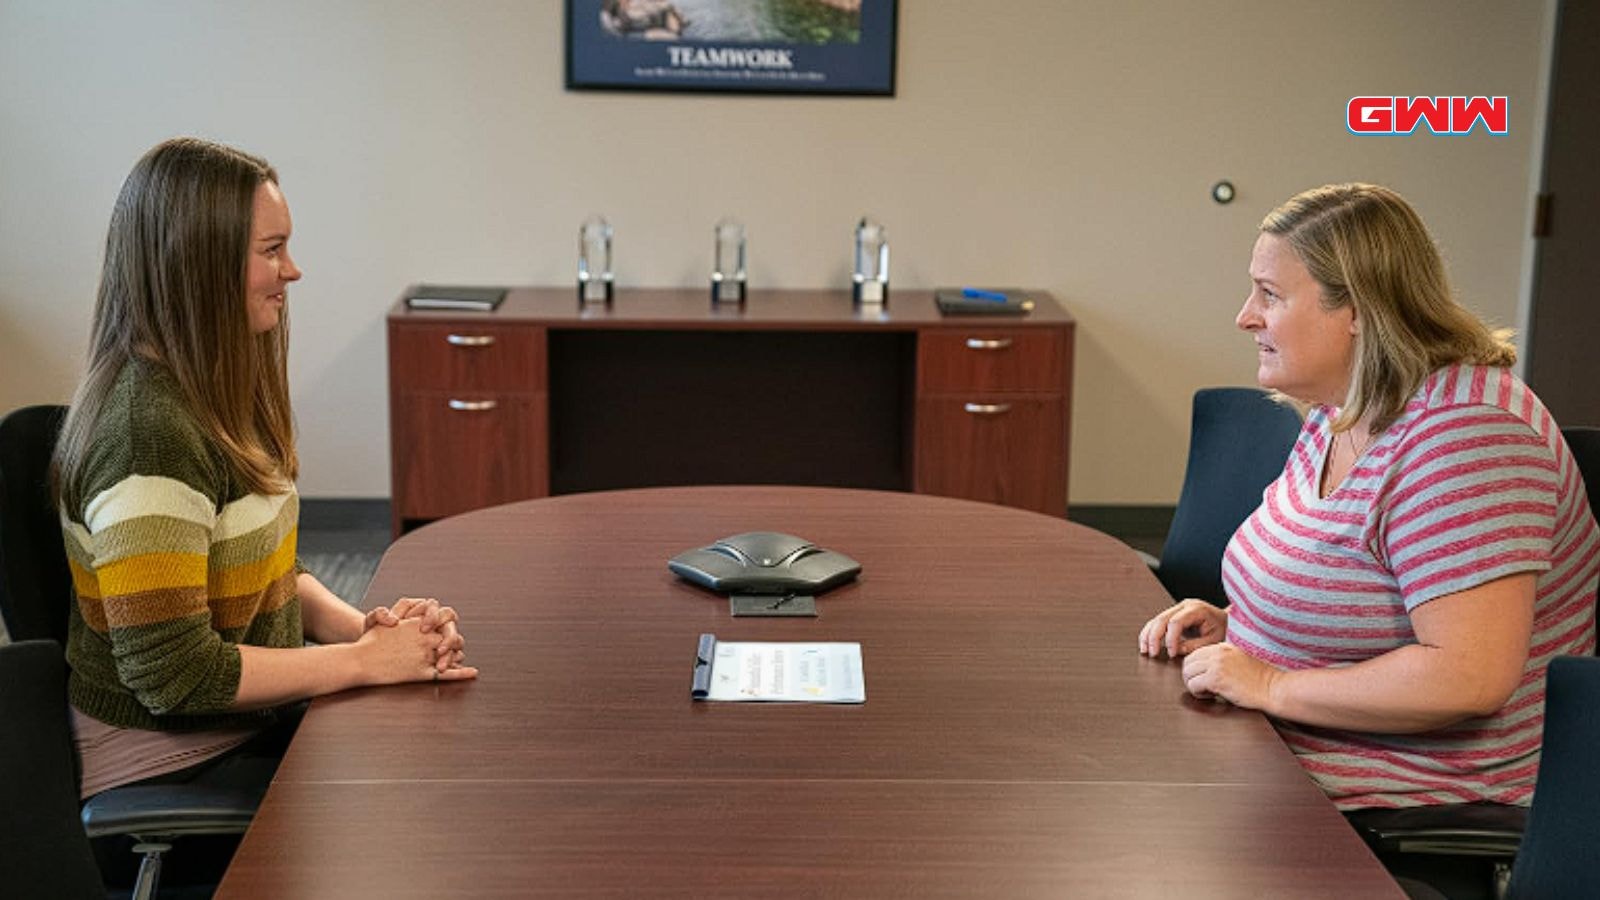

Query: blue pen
[961,287,1009,302]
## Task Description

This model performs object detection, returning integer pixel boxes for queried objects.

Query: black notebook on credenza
[933,287,1035,316]
[404,285,507,312]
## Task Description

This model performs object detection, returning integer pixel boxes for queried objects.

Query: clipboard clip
[691,633,717,699]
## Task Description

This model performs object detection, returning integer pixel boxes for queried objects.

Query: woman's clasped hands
[1138,598,1279,711]
[357,597,479,685]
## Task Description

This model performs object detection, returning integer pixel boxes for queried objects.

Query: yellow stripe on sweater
[69,558,100,600]
[97,551,209,596]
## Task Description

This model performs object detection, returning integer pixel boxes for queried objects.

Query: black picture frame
[565,1,897,96]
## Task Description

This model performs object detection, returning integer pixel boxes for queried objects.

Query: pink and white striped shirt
[1222,364,1598,811]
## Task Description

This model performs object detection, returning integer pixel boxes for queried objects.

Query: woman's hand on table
[1180,643,1281,711]
[370,597,471,673]
[361,605,400,633]
[392,597,469,672]
[353,617,478,684]
[1138,598,1228,658]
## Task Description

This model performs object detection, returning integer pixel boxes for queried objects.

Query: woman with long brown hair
[55,137,475,878]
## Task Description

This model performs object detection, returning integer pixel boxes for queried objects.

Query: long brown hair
[55,137,297,512]
[1260,183,1516,433]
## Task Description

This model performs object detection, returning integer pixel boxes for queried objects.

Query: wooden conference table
[218,487,1401,898]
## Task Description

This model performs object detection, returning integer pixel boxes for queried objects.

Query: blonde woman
[1139,184,1597,891]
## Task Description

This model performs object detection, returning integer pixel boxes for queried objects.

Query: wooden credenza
[388,288,1073,535]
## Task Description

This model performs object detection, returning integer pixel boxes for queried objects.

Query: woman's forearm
[297,572,366,644]
[1258,574,1535,733]
[1267,642,1521,733]
[233,617,457,710]
[234,642,364,711]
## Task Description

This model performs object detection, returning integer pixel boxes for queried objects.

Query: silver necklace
[1346,428,1370,461]
[1324,427,1370,497]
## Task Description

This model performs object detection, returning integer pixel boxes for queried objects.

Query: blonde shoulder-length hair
[1261,183,1516,433]
[55,137,296,511]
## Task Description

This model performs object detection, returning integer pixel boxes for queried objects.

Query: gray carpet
[299,550,383,609]
[297,514,391,611]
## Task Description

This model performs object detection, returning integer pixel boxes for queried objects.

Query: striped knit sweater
[1223,364,1599,810]
[63,358,303,732]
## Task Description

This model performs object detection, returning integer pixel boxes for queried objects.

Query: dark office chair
[0,404,72,644]
[1348,425,1600,899]
[1378,657,1600,900]
[0,639,107,900]
[1148,387,1303,606]
[1504,655,1600,899]
[0,404,258,898]
[1560,427,1600,535]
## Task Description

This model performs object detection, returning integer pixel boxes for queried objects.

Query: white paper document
[701,640,865,703]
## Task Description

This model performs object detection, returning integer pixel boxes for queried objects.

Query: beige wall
[0,0,1551,503]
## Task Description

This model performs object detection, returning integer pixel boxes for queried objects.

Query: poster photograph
[566,0,897,95]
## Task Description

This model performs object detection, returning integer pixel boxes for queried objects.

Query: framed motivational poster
[566,0,897,96]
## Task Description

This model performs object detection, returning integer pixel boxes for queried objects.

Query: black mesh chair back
[0,404,71,644]
[1561,426,1600,625]
[1559,426,1600,525]
[0,640,107,899]
[1505,655,1600,899]
[1157,388,1303,607]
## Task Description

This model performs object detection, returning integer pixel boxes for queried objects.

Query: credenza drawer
[389,324,545,392]
[917,330,1065,394]
[390,391,547,519]
[913,394,1067,516]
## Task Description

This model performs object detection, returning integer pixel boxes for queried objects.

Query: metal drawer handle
[447,399,498,412]
[446,334,496,347]
[965,337,1013,351]
[964,402,1012,415]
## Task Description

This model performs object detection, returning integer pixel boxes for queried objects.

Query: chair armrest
[81,784,259,839]
[1346,802,1526,857]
